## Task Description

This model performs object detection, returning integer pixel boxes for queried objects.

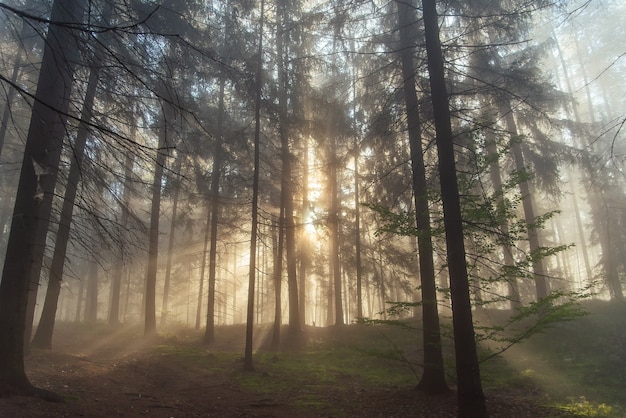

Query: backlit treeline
[0,0,624,413]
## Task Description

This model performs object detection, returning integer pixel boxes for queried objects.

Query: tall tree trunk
[326,261,334,326]
[31,53,102,348]
[244,0,265,372]
[276,0,300,335]
[271,213,283,349]
[397,0,448,393]
[144,106,171,337]
[328,132,344,326]
[161,154,183,327]
[196,206,210,329]
[75,272,84,322]
[421,1,487,415]
[204,74,226,344]
[349,43,364,321]
[0,0,82,397]
[556,34,620,298]
[353,139,364,320]
[109,151,134,324]
[85,259,99,322]
[377,241,386,320]
[552,34,594,285]
[499,103,549,301]
[298,136,309,326]
[484,127,521,309]
[600,194,623,300]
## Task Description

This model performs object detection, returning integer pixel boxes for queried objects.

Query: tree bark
[144,105,171,337]
[161,153,182,327]
[484,127,521,309]
[499,103,549,301]
[298,136,310,326]
[244,0,265,372]
[271,213,283,349]
[421,0,487,415]
[85,259,98,322]
[397,0,448,394]
[328,131,344,326]
[109,151,134,324]
[0,0,82,398]
[75,271,84,322]
[31,54,102,348]
[196,206,210,329]
[276,0,300,335]
[204,74,226,344]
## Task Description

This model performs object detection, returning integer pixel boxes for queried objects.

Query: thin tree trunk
[31,54,102,348]
[350,47,364,321]
[421,1,487,415]
[298,136,309,326]
[271,214,283,349]
[397,0,448,393]
[485,128,521,309]
[161,154,182,327]
[204,74,226,344]
[328,132,344,326]
[552,34,594,284]
[326,261,334,326]
[354,144,364,320]
[86,259,98,322]
[109,152,134,324]
[276,0,300,335]
[500,103,549,301]
[244,0,265,371]
[600,195,623,300]
[144,106,171,337]
[75,273,84,322]
[377,241,386,320]
[196,206,210,329]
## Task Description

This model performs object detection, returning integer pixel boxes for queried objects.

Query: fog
[0,0,624,415]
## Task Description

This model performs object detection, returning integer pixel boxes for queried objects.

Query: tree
[276,0,301,337]
[0,0,83,398]
[200,82,224,341]
[499,103,550,301]
[31,3,113,348]
[396,0,448,394]
[244,0,265,372]
[421,0,487,415]
[109,150,135,325]
[161,151,184,327]
[144,92,175,337]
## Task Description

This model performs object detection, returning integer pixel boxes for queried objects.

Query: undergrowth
[53,299,625,416]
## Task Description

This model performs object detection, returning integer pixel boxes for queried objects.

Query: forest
[0,0,624,417]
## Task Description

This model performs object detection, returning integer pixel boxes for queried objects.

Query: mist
[0,0,624,416]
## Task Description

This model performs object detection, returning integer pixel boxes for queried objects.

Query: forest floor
[1,304,623,417]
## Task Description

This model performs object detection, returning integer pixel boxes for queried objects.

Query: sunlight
[303,141,324,241]
[304,211,317,237]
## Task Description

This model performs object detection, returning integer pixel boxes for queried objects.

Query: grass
[148,323,421,415]
[53,299,626,416]
[478,300,626,416]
